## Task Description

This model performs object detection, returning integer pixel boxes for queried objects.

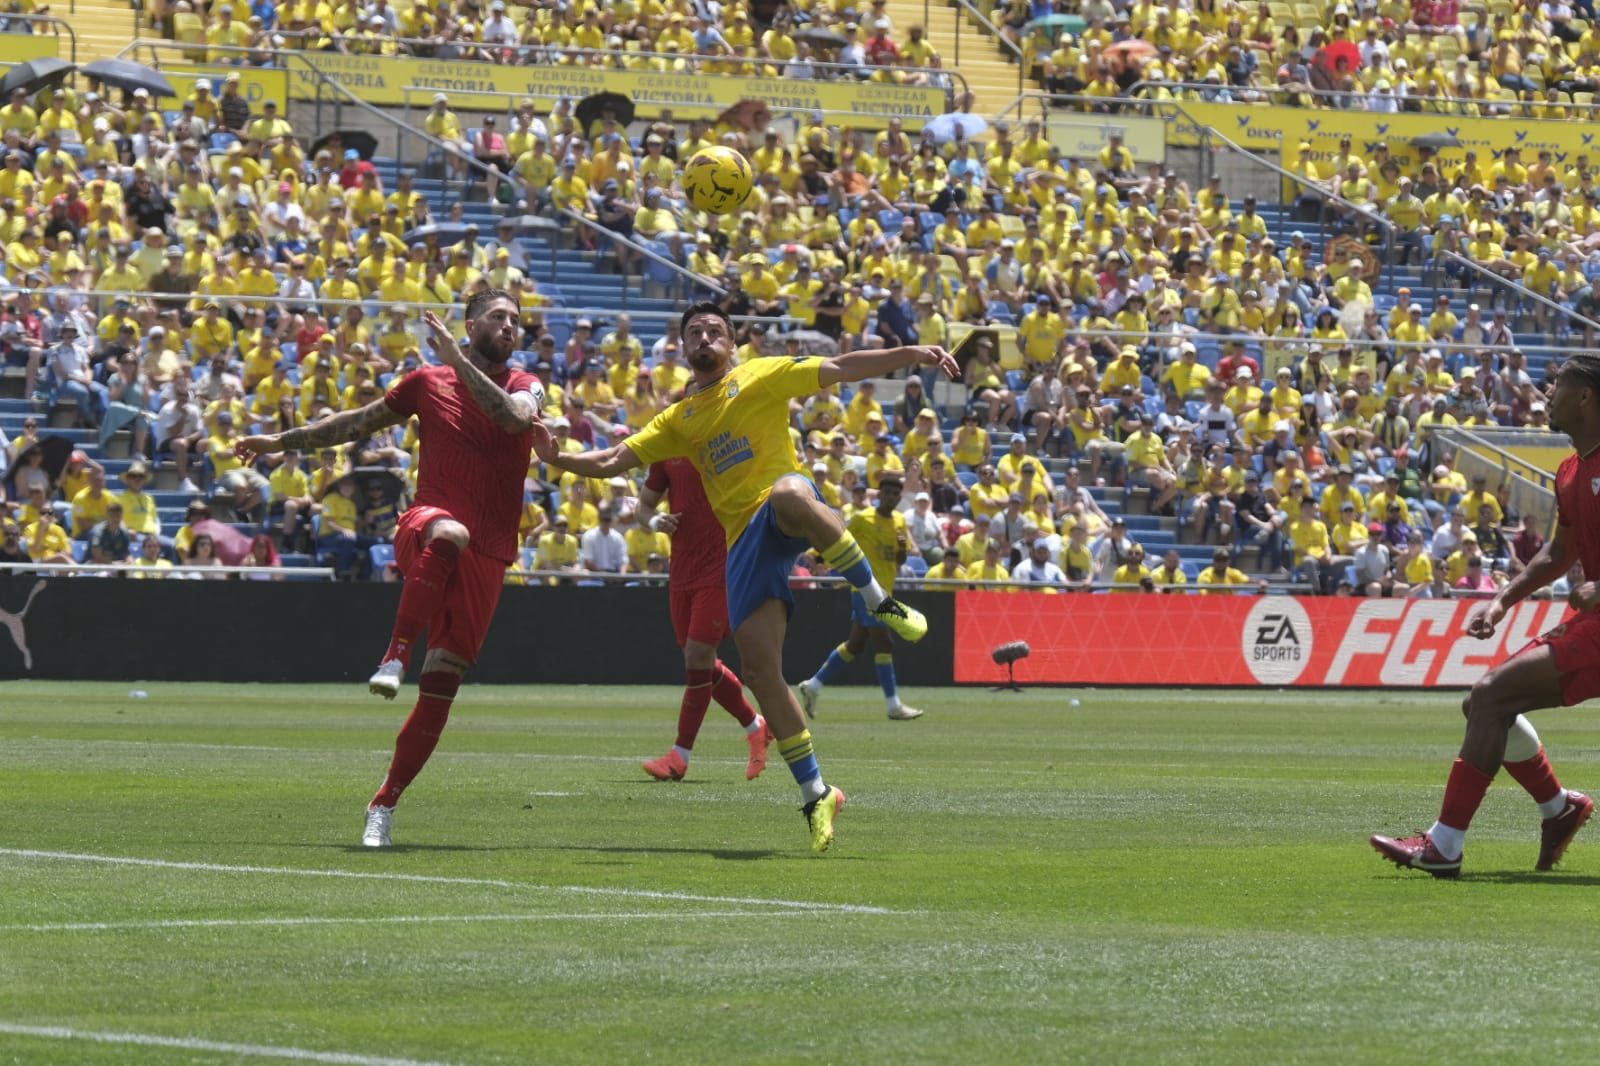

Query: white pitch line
[0,910,777,933]
[0,1021,452,1066]
[0,848,902,915]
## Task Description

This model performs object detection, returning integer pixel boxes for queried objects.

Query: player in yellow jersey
[795,475,925,721]
[537,302,958,853]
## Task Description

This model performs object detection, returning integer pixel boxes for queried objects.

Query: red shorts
[670,584,729,648]
[395,505,507,665]
[1530,611,1600,707]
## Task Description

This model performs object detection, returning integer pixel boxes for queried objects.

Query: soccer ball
[682,146,753,216]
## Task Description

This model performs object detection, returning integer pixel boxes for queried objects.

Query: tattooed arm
[233,399,405,463]
[421,309,545,435]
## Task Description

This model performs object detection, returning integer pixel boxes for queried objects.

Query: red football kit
[1529,446,1600,706]
[384,364,542,663]
[646,458,730,648]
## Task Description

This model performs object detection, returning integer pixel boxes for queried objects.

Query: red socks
[674,667,716,750]
[711,660,757,728]
[384,540,461,667]
[1504,748,1563,805]
[371,671,461,809]
[1438,757,1494,831]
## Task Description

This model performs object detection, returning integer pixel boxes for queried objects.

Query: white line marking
[0,1021,452,1066]
[526,790,575,797]
[0,848,901,915]
[1,910,776,933]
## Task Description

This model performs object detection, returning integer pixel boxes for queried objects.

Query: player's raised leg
[767,477,926,642]
[365,542,508,847]
[1371,643,1566,877]
[370,513,469,699]
[734,599,844,854]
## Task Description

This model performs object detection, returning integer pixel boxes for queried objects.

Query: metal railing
[1,14,77,64]
[128,31,968,111]
[0,561,338,578]
[1440,251,1600,338]
[501,566,1310,592]
[1425,423,1557,531]
[949,0,1026,95]
[1118,79,1600,118]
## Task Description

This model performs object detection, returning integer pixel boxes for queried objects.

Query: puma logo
[0,579,44,672]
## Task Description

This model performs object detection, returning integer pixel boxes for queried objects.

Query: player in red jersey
[237,291,549,848]
[1372,356,1600,878]
[637,458,772,782]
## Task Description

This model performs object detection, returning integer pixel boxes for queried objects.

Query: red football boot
[1537,790,1594,871]
[1370,833,1462,879]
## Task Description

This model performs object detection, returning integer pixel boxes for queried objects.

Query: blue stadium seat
[369,543,395,578]
[904,555,929,577]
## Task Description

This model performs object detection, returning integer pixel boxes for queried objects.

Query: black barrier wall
[0,577,956,685]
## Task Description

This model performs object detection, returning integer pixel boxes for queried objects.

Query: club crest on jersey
[1592,476,1600,495]
[727,382,740,398]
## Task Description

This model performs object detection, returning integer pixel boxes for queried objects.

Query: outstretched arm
[234,399,404,463]
[817,344,958,387]
[535,436,643,479]
[422,310,543,435]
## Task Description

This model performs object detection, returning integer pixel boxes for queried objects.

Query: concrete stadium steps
[70,0,139,62]
[882,0,1036,113]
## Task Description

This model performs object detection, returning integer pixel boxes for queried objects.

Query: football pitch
[7,683,1600,1065]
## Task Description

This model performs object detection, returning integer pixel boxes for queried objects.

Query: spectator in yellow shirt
[1197,547,1251,592]
[923,547,967,586]
[1289,498,1334,594]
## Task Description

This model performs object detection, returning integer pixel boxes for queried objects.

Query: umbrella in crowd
[1412,131,1463,150]
[8,435,72,488]
[81,58,175,98]
[576,91,634,134]
[404,222,471,245]
[759,330,837,357]
[0,57,75,100]
[311,130,380,161]
[925,111,990,144]
[717,99,772,132]
[1105,39,1157,73]
[1319,40,1362,72]
[795,26,847,49]
[188,519,253,566]
[1023,13,1084,33]
[501,215,561,239]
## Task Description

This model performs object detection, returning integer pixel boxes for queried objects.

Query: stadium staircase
[71,0,140,61]
[883,0,1036,113]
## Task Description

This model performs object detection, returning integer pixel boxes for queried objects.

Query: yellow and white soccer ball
[682,145,754,216]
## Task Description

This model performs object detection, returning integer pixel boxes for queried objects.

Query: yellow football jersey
[624,356,821,546]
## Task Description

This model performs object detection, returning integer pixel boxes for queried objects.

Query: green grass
[6,682,1600,1064]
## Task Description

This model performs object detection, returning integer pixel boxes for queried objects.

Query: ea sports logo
[1241,597,1313,685]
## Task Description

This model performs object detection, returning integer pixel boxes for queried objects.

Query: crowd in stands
[1020,0,1600,117]
[150,0,964,99]
[0,6,1574,596]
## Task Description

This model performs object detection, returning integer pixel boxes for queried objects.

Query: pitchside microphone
[991,641,1031,692]
[992,641,1031,666]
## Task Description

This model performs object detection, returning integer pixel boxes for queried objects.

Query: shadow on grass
[1467,871,1600,886]
[295,843,523,854]
[544,844,781,861]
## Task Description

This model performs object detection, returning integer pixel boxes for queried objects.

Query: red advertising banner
[953,592,1573,688]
